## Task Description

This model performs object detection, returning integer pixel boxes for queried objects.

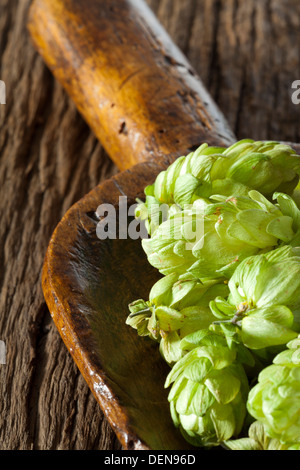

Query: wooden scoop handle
[28,0,235,171]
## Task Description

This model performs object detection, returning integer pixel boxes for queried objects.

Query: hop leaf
[246,336,300,445]
[164,330,252,447]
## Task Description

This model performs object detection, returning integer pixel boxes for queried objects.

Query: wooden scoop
[28,0,237,450]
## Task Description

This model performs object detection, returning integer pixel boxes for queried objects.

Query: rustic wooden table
[0,0,300,450]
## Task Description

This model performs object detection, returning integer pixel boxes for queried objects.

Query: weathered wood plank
[0,0,300,450]
[0,0,119,450]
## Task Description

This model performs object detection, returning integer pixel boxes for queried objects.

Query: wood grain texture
[1,0,300,450]
[41,158,196,450]
[27,0,235,171]
[30,0,236,450]
[0,0,119,451]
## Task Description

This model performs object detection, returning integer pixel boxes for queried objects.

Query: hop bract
[211,140,300,196]
[165,330,252,447]
[247,336,300,445]
[126,273,229,364]
[141,190,300,281]
[225,420,299,450]
[136,140,300,235]
[209,245,300,349]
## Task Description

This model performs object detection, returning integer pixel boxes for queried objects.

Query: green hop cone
[209,245,300,350]
[164,330,253,447]
[136,140,300,235]
[141,190,300,281]
[225,420,299,450]
[126,273,229,364]
[246,336,300,446]
[210,139,300,196]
